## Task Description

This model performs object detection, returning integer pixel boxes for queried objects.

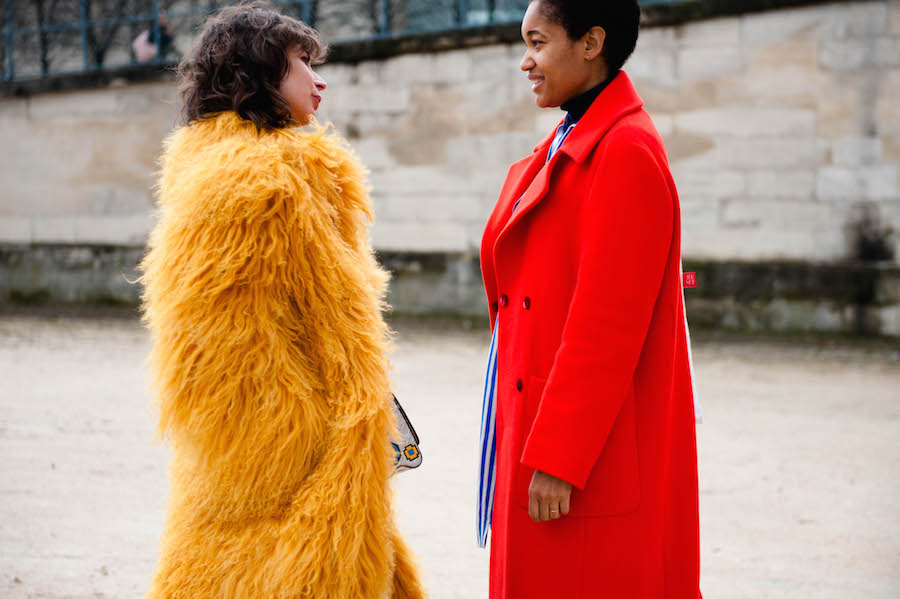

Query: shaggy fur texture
[140,112,426,598]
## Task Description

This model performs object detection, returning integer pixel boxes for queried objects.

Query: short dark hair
[177,1,328,130]
[532,0,640,73]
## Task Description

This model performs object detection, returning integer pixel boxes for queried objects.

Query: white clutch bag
[390,394,422,472]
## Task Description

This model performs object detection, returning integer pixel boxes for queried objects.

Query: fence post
[80,0,89,70]
[4,0,14,80]
[300,0,309,24]
[152,0,161,63]
[379,0,390,35]
[487,0,495,23]
[458,0,468,25]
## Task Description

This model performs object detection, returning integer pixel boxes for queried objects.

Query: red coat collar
[532,70,644,164]
[484,71,646,271]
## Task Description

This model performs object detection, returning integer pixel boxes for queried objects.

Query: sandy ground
[0,313,898,599]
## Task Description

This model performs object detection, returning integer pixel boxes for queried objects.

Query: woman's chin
[293,112,315,126]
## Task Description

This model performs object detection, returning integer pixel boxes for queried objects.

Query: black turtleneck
[561,70,620,124]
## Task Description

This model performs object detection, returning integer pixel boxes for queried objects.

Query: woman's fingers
[528,470,574,522]
[529,495,540,523]
[549,502,561,520]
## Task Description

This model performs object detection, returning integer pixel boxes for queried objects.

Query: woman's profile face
[519,1,596,108]
[280,46,327,125]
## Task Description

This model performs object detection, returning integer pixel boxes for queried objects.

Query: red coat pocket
[517,378,641,517]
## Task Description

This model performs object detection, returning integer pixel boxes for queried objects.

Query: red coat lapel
[492,71,645,250]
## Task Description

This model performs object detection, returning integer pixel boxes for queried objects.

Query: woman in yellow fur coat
[139,4,426,597]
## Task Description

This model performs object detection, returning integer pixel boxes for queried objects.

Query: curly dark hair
[531,0,640,73]
[177,1,328,130]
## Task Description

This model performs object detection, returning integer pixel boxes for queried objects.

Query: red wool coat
[480,72,701,598]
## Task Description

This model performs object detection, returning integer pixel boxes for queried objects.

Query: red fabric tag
[683,272,697,288]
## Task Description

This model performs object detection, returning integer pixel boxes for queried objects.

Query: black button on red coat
[523,297,531,310]
[499,294,509,308]
[516,379,523,392]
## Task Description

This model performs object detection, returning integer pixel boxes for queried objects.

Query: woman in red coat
[477,1,702,597]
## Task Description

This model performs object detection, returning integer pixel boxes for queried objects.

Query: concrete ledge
[2,244,897,337]
[0,0,872,98]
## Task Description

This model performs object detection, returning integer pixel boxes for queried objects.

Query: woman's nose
[520,52,534,72]
[314,72,327,91]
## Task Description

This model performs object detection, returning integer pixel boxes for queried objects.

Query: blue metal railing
[1,0,681,82]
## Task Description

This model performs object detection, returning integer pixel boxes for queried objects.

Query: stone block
[817,82,866,138]
[370,166,475,195]
[746,170,816,199]
[674,107,816,138]
[684,229,823,261]
[446,133,537,170]
[832,136,884,166]
[879,304,900,336]
[371,222,469,252]
[317,63,357,86]
[652,113,674,137]
[0,98,28,125]
[33,217,77,244]
[432,50,474,85]
[353,138,397,170]
[892,0,900,36]
[817,166,900,200]
[817,167,864,199]
[677,47,744,82]
[741,4,832,50]
[534,110,564,136]
[381,54,433,85]
[74,215,153,246]
[326,84,411,113]
[876,269,900,304]
[678,17,741,48]
[876,69,900,130]
[679,197,720,233]
[715,138,826,168]
[865,165,900,199]
[0,217,31,244]
[721,199,829,230]
[830,2,890,39]
[470,45,514,83]
[672,167,745,200]
[745,39,820,70]
[627,49,677,87]
[354,60,382,86]
[28,90,119,122]
[819,38,900,70]
[384,193,482,222]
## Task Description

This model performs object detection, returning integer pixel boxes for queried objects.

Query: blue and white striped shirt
[476,117,575,548]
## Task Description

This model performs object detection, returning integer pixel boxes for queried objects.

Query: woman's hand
[528,470,573,523]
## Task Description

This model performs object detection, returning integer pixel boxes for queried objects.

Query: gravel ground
[1,313,898,598]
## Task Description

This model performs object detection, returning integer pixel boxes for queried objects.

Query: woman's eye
[300,54,310,64]
[533,40,543,47]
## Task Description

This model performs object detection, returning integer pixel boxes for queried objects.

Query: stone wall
[1,0,899,334]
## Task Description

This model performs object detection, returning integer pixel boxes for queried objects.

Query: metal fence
[1,0,677,82]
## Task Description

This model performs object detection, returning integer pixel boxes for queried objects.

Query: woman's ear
[583,26,607,61]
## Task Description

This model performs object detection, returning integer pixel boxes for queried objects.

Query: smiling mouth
[530,78,544,92]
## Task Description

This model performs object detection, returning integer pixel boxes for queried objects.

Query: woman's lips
[528,75,544,92]
[312,94,322,109]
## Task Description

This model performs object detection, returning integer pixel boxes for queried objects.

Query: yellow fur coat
[140,112,426,598]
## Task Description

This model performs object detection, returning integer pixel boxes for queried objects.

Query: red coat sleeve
[520,136,674,489]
